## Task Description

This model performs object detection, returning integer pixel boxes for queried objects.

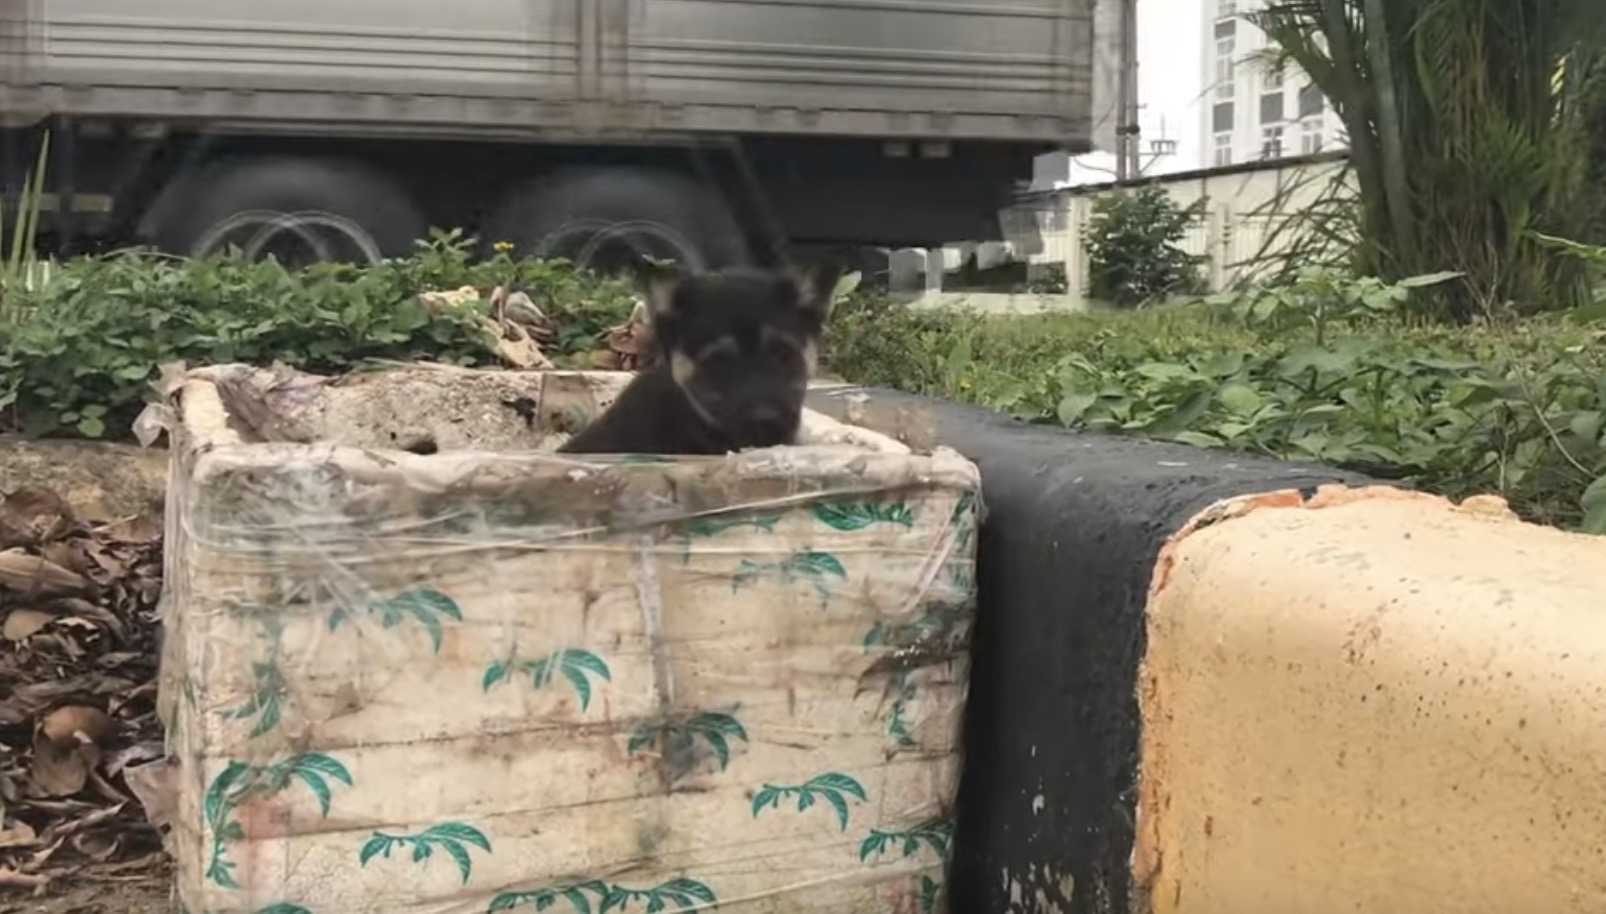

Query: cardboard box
[154,365,981,914]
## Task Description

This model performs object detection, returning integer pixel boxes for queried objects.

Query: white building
[1199,0,1346,168]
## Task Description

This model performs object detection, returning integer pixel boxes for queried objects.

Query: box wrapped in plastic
[151,365,981,914]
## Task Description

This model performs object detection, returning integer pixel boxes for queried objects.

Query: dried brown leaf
[28,737,89,798]
[0,549,90,598]
[0,487,75,548]
[0,821,36,850]
[38,803,124,844]
[38,540,86,576]
[0,866,49,889]
[102,743,163,780]
[40,706,115,747]
[96,516,161,544]
[123,759,176,832]
[71,830,120,862]
[1,609,53,642]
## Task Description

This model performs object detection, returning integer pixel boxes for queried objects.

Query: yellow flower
[493,241,514,254]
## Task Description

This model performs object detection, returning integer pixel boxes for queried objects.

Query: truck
[1,0,1113,273]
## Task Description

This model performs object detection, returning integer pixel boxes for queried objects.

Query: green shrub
[0,129,51,314]
[0,230,635,438]
[825,291,1606,533]
[1084,184,1204,307]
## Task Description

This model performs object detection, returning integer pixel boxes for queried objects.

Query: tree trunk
[1360,0,1417,272]
[1314,0,1389,273]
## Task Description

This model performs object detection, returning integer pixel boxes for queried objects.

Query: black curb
[807,386,1375,914]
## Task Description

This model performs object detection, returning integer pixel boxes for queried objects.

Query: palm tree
[1254,0,1606,320]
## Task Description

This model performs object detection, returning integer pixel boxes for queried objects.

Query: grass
[826,293,1606,532]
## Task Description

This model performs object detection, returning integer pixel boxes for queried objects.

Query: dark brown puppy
[558,262,842,456]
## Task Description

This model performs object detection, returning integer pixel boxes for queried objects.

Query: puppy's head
[643,261,842,448]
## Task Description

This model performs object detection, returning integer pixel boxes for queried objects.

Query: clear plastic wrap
[152,365,982,914]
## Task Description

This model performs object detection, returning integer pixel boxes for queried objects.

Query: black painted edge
[808,385,1379,914]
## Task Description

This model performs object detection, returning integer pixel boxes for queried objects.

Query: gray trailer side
[1,0,1105,270]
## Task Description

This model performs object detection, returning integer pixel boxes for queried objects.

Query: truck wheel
[142,158,426,267]
[484,168,750,274]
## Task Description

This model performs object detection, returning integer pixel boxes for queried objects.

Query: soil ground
[3,871,171,914]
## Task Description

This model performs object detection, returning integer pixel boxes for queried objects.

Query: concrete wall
[1003,153,1353,308]
[1137,486,1606,914]
[806,383,1606,914]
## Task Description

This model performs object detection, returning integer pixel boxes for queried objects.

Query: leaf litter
[0,485,168,899]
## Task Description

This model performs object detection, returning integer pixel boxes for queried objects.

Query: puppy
[558,262,842,455]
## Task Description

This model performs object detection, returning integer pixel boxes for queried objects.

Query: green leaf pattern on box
[751,772,869,831]
[204,753,354,890]
[628,711,750,774]
[185,489,976,913]
[359,822,492,885]
[327,587,464,653]
[482,649,613,711]
[488,877,718,913]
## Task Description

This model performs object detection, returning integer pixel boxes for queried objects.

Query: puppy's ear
[637,257,685,325]
[790,260,846,325]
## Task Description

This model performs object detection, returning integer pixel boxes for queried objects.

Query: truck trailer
[1,0,1113,271]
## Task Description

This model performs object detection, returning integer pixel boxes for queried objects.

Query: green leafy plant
[732,551,847,604]
[0,231,635,437]
[0,129,50,313]
[751,772,868,831]
[488,877,717,913]
[825,294,1605,533]
[1027,269,1070,295]
[1221,267,1463,345]
[482,649,612,711]
[628,711,749,773]
[359,822,492,885]
[204,753,353,889]
[1533,232,1606,323]
[1254,0,1606,320]
[328,587,463,653]
[1084,184,1205,307]
[811,501,915,531]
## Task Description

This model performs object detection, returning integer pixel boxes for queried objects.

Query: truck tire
[483,168,750,274]
[142,157,426,266]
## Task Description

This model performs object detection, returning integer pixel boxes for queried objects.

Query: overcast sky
[1139,0,1204,174]
[1060,0,1205,183]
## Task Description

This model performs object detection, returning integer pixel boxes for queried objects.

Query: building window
[1261,126,1284,160]
[1301,119,1324,154]
[1260,91,1285,126]
[1215,37,1236,100]
[1298,83,1326,119]
[1214,133,1233,167]
[1213,102,1235,133]
[1263,64,1284,93]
